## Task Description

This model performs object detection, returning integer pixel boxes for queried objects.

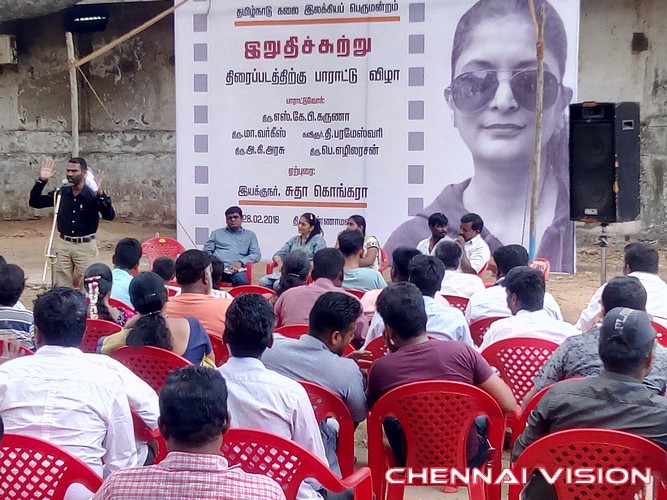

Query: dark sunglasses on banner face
[444,69,562,114]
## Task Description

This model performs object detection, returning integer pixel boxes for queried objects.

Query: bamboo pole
[71,0,190,69]
[66,32,79,156]
[527,2,546,260]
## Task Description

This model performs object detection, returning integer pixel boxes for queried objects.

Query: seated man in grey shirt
[522,276,667,406]
[262,292,367,476]
[203,206,261,286]
[513,307,667,499]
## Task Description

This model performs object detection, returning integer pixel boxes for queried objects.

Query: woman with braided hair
[84,263,135,326]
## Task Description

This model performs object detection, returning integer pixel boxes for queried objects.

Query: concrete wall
[579,0,667,237]
[0,1,175,223]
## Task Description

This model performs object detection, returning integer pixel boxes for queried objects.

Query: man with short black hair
[274,248,367,342]
[0,264,34,349]
[165,250,231,338]
[367,282,517,467]
[576,242,667,332]
[416,212,450,256]
[338,229,386,292]
[466,244,562,323]
[219,294,327,500]
[29,158,115,288]
[151,256,175,284]
[523,276,667,406]
[434,240,485,298]
[110,237,142,308]
[480,267,577,350]
[203,206,261,286]
[513,307,667,499]
[93,366,285,500]
[456,213,491,275]
[263,292,366,475]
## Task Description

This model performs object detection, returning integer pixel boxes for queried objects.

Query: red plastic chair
[108,297,136,313]
[477,262,489,277]
[209,335,229,367]
[344,288,366,300]
[265,262,277,275]
[275,324,309,339]
[299,380,356,477]
[221,428,373,499]
[82,318,122,353]
[0,433,102,497]
[141,237,186,267]
[227,284,277,298]
[111,345,192,393]
[481,338,559,405]
[469,316,508,347]
[218,262,254,288]
[378,248,390,272]
[367,381,505,500]
[442,294,469,313]
[509,429,667,500]
[357,336,389,369]
[528,257,551,279]
[651,321,667,347]
[509,383,554,450]
[0,339,34,357]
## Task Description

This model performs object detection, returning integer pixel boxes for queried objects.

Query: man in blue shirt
[110,238,142,308]
[203,206,261,286]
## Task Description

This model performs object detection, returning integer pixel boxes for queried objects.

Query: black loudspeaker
[569,102,641,223]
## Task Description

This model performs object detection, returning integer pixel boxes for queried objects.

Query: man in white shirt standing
[434,240,485,298]
[218,294,327,500]
[480,267,578,350]
[416,212,450,256]
[576,242,667,332]
[466,244,562,324]
[0,288,137,478]
[456,213,491,275]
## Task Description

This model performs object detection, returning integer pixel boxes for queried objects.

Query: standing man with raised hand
[29,158,115,288]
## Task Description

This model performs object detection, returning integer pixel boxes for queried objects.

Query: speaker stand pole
[597,223,609,285]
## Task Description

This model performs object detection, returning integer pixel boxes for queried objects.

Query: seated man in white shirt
[576,242,667,332]
[456,213,491,275]
[480,267,578,350]
[218,294,328,500]
[0,288,137,479]
[416,212,450,256]
[434,240,485,298]
[466,244,562,324]
[339,229,387,292]
[364,255,472,346]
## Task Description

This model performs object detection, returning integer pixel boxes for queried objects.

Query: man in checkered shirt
[93,366,285,500]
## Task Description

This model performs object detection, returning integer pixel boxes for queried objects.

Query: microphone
[58,179,74,190]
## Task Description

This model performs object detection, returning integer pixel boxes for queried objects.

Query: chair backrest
[141,237,186,267]
[651,321,667,347]
[228,284,277,298]
[481,338,559,403]
[477,262,489,277]
[0,339,34,358]
[274,324,309,339]
[299,380,355,477]
[82,318,122,353]
[442,294,469,312]
[265,262,277,275]
[510,383,554,450]
[469,316,508,347]
[344,288,366,300]
[221,428,372,499]
[111,345,192,393]
[528,257,551,279]
[0,433,102,498]
[362,336,389,364]
[107,297,136,313]
[209,335,229,367]
[367,381,505,499]
[378,248,390,272]
[509,428,667,500]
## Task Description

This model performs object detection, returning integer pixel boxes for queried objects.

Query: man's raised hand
[39,158,56,182]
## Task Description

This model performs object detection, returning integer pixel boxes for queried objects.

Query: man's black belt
[60,234,95,243]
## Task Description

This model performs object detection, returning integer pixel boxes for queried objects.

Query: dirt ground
[0,219,655,499]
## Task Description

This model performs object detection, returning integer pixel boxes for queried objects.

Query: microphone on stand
[58,179,74,191]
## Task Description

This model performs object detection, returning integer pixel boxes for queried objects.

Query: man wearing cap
[513,307,667,499]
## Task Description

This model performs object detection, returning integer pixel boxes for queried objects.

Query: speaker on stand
[569,101,641,283]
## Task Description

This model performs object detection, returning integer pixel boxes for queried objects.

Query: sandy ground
[0,219,652,499]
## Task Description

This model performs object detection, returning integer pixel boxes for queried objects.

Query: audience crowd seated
[93,366,285,500]
[434,240,485,298]
[364,255,471,346]
[99,271,214,367]
[110,237,142,308]
[417,212,451,256]
[338,229,387,292]
[480,266,577,350]
[0,263,34,349]
[84,263,136,326]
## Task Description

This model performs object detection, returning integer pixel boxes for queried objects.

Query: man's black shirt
[29,180,116,237]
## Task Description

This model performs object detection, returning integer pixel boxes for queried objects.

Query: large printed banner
[175,0,579,272]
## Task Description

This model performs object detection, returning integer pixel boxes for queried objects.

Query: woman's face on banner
[447,16,570,167]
